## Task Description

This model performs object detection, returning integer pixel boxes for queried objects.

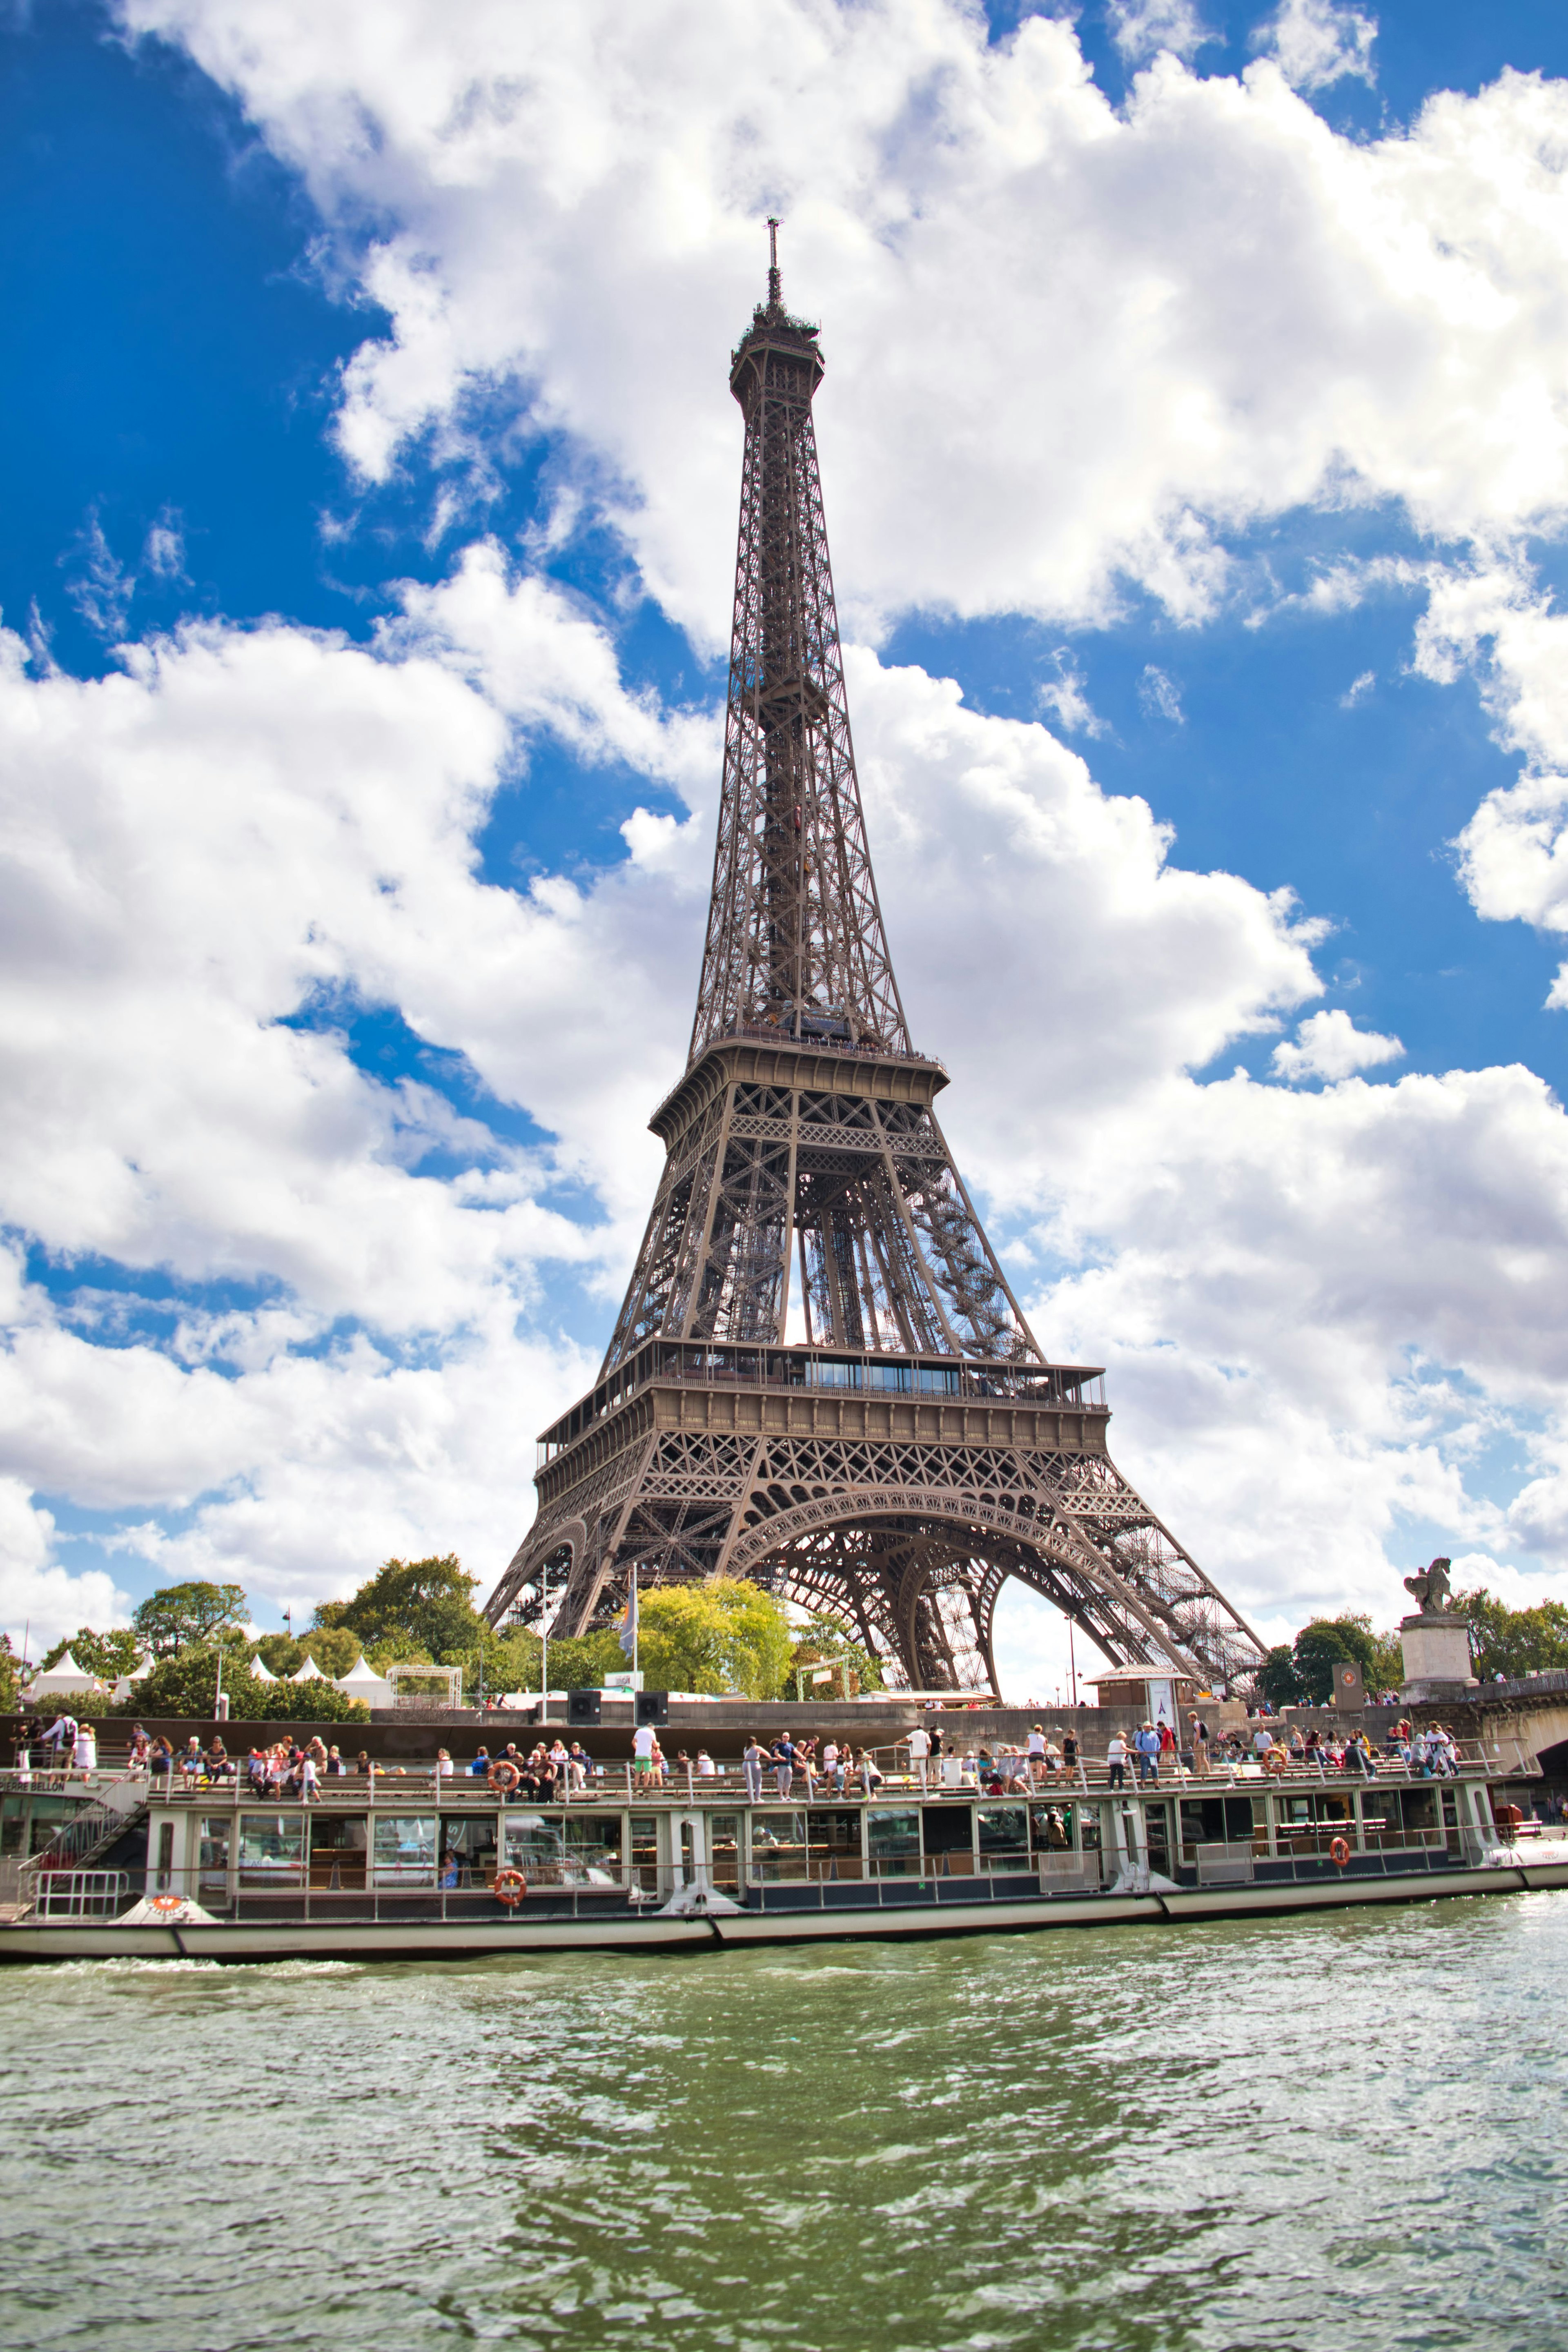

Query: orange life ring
[487,1761,521,1795]
[1329,1836,1351,1868]
[492,1867,527,1907]
[149,1893,185,1915]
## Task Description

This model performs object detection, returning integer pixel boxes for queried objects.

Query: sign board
[604,1671,644,1692]
[1146,1678,1176,1730]
[1332,1662,1366,1710]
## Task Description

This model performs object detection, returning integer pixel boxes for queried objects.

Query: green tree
[314,1554,484,1661]
[1292,1616,1379,1704]
[1257,1644,1303,1709]
[133,1581,249,1657]
[636,1579,793,1699]
[1454,1588,1568,1681]
[39,1627,146,1681]
[790,1613,885,1697]
[0,1633,18,1714]
[109,1644,371,1722]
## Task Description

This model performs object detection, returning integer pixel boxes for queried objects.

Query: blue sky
[8,0,1568,1697]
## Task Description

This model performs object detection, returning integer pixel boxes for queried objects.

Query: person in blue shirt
[469,1746,491,1778]
[1135,1724,1162,1784]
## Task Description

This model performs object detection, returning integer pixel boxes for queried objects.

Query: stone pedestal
[1400,1613,1476,1703]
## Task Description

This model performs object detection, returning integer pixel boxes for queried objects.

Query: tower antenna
[766,216,781,308]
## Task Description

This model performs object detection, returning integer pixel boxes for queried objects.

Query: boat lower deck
[4,1849,1567,1962]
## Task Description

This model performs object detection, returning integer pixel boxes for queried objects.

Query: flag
[618,1571,638,1660]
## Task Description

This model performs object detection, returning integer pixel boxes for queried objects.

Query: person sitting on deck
[568,1741,592,1793]
[205,1738,229,1782]
[148,1736,174,1787]
[469,1746,491,1778]
[326,1745,347,1777]
[696,1748,715,1778]
[180,1736,204,1787]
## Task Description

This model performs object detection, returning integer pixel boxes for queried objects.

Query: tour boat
[3,1740,1565,1962]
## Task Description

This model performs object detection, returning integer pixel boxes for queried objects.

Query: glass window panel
[198,1817,229,1893]
[561,1813,622,1881]
[749,1808,807,1878]
[238,1814,305,1885]
[870,1815,921,1853]
[1029,1804,1074,1851]
[502,1815,568,1871]
[708,1813,740,1888]
[0,1795,23,1856]
[977,1806,1028,1853]
[372,1815,437,1886]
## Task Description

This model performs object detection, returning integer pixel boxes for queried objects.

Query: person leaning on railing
[1106,1733,1128,1790]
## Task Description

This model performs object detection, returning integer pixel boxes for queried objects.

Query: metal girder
[488,243,1268,1697]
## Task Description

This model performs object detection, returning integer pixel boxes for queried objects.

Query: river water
[2,1894,1564,2352]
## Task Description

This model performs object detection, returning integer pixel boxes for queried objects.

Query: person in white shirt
[1107,1733,1128,1790]
[632,1723,657,1777]
[298,1752,320,1804]
[72,1724,98,1774]
[696,1750,716,1778]
[906,1723,931,1790]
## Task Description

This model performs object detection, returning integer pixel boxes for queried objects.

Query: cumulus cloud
[1272,1007,1404,1081]
[1108,0,1210,66]
[114,2,1568,642]
[1254,0,1377,94]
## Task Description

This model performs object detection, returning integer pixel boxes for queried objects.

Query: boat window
[920,1804,973,1861]
[1399,1788,1438,1834]
[237,1813,305,1887]
[309,1815,368,1889]
[564,1814,623,1866]
[502,1815,568,1871]
[708,1813,740,1889]
[372,1816,437,1886]
[24,1796,78,1856]
[629,1814,659,1891]
[0,1795,22,1855]
[1029,1804,1073,1852]
[198,1817,230,1895]
[867,1808,921,1876]
[750,1809,808,1879]
[977,1805,1029,1871]
[807,1809,864,1879]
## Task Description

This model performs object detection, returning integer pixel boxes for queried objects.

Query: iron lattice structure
[488,238,1267,1695]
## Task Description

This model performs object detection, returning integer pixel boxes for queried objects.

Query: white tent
[290,1655,325,1682]
[27,1650,101,1697]
[249,1654,278,1683]
[333,1653,395,1708]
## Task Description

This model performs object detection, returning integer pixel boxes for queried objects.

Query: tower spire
[485,267,1269,1702]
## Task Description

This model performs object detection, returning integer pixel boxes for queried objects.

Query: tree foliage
[0,1633,18,1715]
[633,1580,793,1699]
[1257,1644,1303,1709]
[1454,1588,1568,1682]
[314,1555,484,1662]
[108,1644,370,1722]
[38,1626,145,1680]
[789,1613,885,1697]
[132,1581,249,1657]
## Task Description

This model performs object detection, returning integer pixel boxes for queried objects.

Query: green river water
[1,1894,1564,2352]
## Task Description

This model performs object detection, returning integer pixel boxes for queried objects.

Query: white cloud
[1272,1007,1404,1080]
[1254,0,1377,94]
[112,4,1568,641]
[1340,668,1375,706]
[63,515,135,639]
[1108,0,1210,66]
[1037,652,1103,737]
[1138,663,1185,724]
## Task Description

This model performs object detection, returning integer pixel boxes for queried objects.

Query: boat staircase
[16,1782,148,1914]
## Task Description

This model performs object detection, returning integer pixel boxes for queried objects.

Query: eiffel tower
[487,229,1267,1696]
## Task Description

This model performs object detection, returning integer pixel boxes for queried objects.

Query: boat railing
[31,1870,131,1919]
